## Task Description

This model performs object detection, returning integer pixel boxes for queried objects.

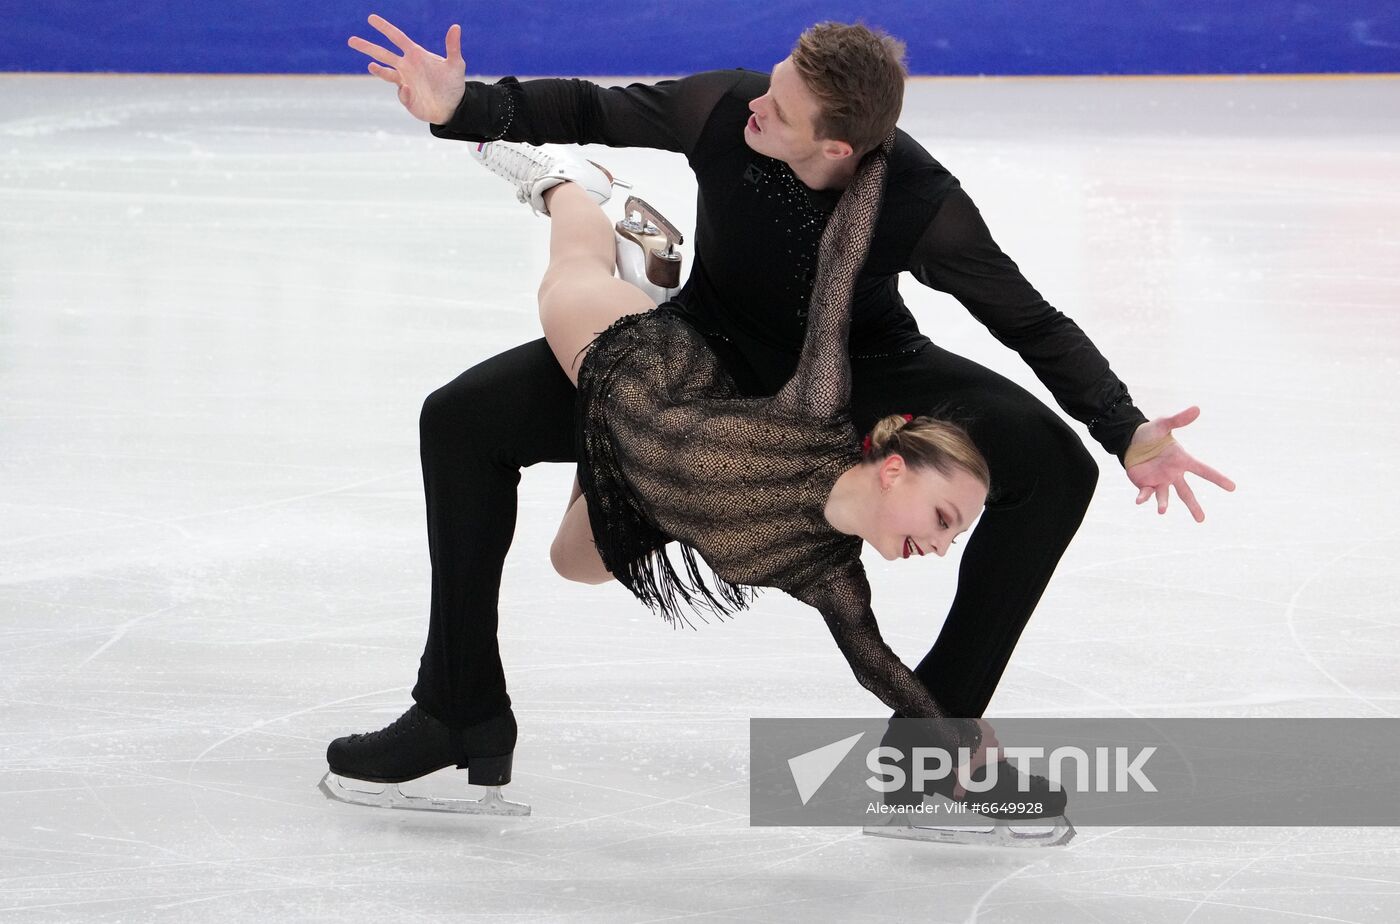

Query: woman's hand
[347,15,467,125]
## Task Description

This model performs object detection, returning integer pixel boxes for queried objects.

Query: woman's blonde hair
[864,414,990,489]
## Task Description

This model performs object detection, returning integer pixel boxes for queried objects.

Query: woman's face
[866,456,987,562]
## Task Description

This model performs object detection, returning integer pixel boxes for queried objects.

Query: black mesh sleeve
[794,564,977,750]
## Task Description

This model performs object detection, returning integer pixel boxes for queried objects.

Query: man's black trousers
[411,331,1099,727]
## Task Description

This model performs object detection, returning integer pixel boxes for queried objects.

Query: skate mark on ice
[525,772,746,839]
[180,686,410,849]
[965,825,1126,924]
[994,691,1400,715]
[1177,829,1316,924]
[186,686,407,774]
[0,502,198,552]
[1283,530,1400,718]
[74,604,179,669]
[625,851,840,923]
[1057,543,1242,578]
[0,469,416,549]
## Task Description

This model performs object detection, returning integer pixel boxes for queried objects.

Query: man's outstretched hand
[1125,406,1236,522]
[347,14,466,125]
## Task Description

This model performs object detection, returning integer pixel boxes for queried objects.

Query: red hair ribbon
[861,414,915,457]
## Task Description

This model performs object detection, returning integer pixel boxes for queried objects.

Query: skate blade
[318,771,531,816]
[863,817,1075,848]
[615,205,683,290]
[620,195,683,246]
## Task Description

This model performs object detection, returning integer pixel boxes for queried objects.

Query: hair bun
[858,414,991,492]
[865,412,916,455]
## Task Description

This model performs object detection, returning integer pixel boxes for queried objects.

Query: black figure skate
[863,759,1075,848]
[863,801,1076,848]
[862,721,1075,848]
[320,704,530,816]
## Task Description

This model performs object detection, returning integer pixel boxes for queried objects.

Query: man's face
[744,56,844,165]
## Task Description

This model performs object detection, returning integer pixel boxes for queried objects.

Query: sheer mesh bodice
[576,138,972,739]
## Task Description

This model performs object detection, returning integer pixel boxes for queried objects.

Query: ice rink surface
[2,72,1399,922]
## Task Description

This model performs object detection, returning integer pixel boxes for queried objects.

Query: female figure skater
[476,136,990,758]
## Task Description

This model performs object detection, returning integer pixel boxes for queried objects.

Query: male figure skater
[326,15,1234,809]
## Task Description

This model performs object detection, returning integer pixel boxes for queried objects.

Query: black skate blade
[318,771,531,816]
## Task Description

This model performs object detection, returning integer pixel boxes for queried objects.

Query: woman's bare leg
[550,485,613,584]
[538,181,650,582]
[536,182,655,387]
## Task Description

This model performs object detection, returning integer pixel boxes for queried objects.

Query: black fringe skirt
[574,309,754,629]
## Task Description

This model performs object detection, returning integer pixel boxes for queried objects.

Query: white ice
[2,73,1399,922]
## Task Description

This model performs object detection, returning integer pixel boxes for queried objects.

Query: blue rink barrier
[4,0,1398,75]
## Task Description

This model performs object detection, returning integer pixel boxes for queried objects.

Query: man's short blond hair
[790,22,908,155]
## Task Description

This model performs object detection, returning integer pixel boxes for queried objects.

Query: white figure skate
[470,140,616,215]
[469,140,685,303]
